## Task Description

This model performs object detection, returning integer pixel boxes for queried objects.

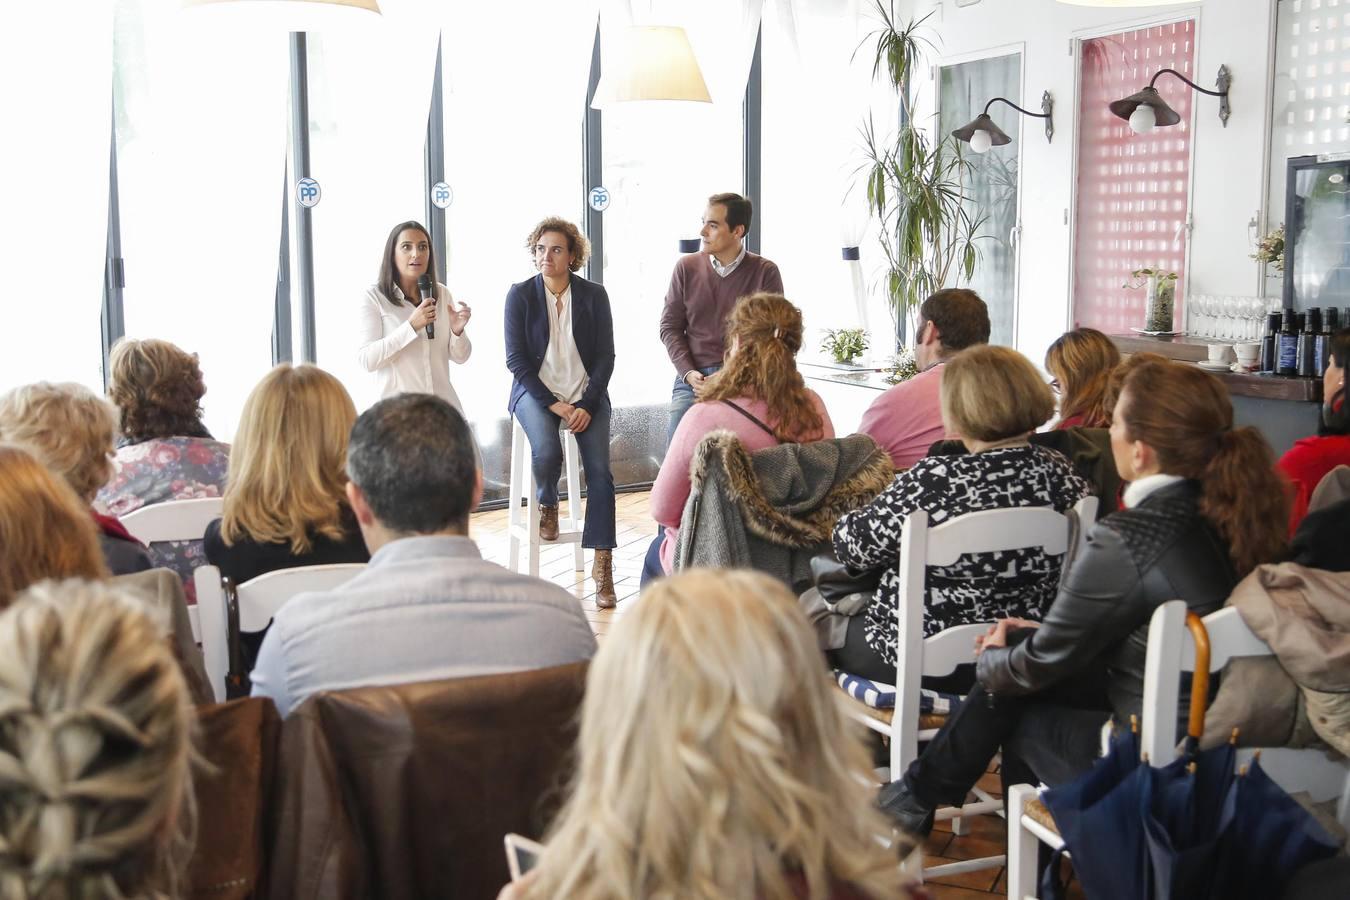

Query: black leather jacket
[976,479,1236,723]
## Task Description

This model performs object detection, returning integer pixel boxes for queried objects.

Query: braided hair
[0,579,196,899]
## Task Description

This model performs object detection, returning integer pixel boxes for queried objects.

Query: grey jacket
[673,431,893,594]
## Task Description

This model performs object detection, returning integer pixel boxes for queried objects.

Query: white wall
[888,0,1276,363]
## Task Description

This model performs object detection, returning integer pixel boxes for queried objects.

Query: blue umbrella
[1039,718,1150,900]
[1037,612,1340,900]
[1204,753,1341,900]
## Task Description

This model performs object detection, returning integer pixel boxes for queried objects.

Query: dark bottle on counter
[1297,310,1319,377]
[1314,307,1333,374]
[1261,311,1282,373]
[1278,311,1301,376]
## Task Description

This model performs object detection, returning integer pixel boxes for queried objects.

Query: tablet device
[504,833,546,882]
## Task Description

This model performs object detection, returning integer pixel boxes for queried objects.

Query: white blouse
[538,284,588,404]
[356,282,472,411]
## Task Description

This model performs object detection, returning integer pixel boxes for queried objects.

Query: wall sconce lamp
[1109,66,1231,133]
[951,92,1054,153]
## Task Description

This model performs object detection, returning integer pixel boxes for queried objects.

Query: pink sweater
[857,363,948,471]
[650,394,835,574]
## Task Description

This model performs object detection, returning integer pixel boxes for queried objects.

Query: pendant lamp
[591,26,711,109]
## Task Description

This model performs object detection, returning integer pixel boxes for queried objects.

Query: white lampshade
[591,26,712,108]
[1129,105,1157,134]
[182,0,381,27]
[969,129,993,154]
[1056,1,1187,6]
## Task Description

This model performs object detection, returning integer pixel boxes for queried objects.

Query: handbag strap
[721,400,777,440]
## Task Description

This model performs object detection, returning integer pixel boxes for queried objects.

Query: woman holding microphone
[505,217,617,608]
[357,221,472,410]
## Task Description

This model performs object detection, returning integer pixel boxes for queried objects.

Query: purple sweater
[658,252,784,376]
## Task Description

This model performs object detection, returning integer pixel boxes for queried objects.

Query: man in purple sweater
[658,192,784,444]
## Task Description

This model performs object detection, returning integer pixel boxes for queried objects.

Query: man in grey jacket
[251,393,596,717]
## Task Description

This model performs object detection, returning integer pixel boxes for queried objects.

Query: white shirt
[709,243,747,278]
[356,282,472,411]
[1122,473,1186,508]
[537,283,588,404]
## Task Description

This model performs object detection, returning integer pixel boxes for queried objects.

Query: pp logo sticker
[431,181,453,209]
[297,177,321,208]
[588,186,611,212]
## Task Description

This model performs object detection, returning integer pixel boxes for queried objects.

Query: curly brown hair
[1117,361,1287,577]
[697,293,825,443]
[525,217,590,272]
[107,338,211,443]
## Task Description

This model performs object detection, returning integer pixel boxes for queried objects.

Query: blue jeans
[514,394,616,549]
[667,364,722,447]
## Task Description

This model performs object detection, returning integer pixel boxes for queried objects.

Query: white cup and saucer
[1230,341,1261,374]
[1196,343,1233,373]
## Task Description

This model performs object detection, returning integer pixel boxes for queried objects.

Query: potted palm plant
[856,3,986,344]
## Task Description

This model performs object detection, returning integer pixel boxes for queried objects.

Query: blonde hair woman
[503,569,916,900]
[0,444,107,609]
[0,381,153,575]
[204,365,368,665]
[646,293,833,584]
[1044,328,1122,429]
[832,345,1092,690]
[0,578,195,896]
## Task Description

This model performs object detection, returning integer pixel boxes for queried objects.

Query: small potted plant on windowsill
[821,328,869,366]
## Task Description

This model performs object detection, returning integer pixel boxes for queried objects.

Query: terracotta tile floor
[469,490,1086,899]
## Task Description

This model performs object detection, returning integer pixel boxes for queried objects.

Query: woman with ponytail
[879,360,1288,837]
[646,293,832,583]
[1278,326,1350,532]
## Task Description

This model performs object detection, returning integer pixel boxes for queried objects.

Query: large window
[438,3,594,497]
[1072,20,1195,334]
[304,25,439,416]
[760,1,876,356]
[1266,0,1350,306]
[938,53,1023,347]
[0,3,113,392]
[113,0,288,439]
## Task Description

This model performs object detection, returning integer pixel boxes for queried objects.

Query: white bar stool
[507,418,585,577]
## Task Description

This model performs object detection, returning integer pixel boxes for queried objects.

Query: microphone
[417,274,435,340]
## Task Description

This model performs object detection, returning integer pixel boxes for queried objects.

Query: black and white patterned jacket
[832,444,1093,665]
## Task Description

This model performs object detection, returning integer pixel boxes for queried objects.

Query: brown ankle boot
[539,505,559,542]
[593,549,617,609]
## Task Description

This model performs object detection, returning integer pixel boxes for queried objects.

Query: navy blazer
[505,273,615,415]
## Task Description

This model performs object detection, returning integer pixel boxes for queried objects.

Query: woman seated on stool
[1044,327,1121,429]
[878,360,1288,836]
[504,217,617,607]
[0,382,153,575]
[500,569,920,900]
[646,292,832,586]
[830,345,1092,692]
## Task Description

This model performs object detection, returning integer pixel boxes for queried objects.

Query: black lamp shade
[951,113,1012,147]
[1108,86,1181,127]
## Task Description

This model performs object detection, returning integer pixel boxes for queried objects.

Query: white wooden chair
[120,497,225,641]
[841,496,1097,881]
[507,418,584,576]
[1007,600,1350,898]
[194,563,366,703]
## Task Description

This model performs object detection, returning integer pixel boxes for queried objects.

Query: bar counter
[1109,334,1322,455]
